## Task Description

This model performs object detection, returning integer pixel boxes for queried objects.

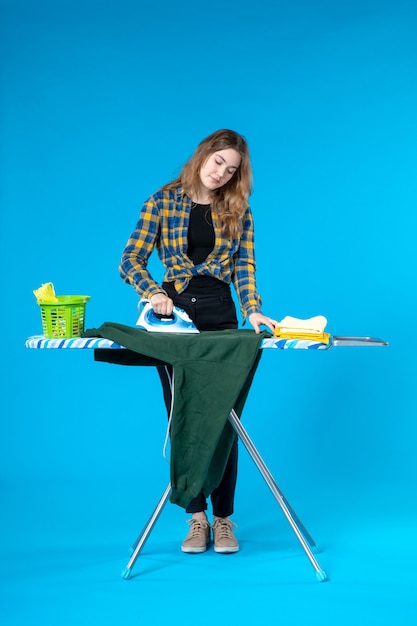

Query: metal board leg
[121,417,328,582]
[229,409,328,582]
[121,482,172,579]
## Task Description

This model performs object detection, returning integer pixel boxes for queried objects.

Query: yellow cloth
[275,331,331,344]
[274,315,330,344]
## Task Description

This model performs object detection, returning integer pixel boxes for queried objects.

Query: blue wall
[1,0,416,532]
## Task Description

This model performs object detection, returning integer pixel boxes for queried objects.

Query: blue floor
[2,473,416,626]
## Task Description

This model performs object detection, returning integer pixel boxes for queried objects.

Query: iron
[136,300,199,333]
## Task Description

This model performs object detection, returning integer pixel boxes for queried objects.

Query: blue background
[1,0,416,624]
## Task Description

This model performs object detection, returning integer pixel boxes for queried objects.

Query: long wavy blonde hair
[161,129,253,238]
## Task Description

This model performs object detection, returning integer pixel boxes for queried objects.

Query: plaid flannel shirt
[119,187,263,320]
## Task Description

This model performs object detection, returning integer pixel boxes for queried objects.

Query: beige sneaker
[181,518,211,553]
[212,518,239,553]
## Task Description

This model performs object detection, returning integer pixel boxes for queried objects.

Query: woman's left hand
[248,312,279,335]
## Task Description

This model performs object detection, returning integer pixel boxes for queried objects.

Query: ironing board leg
[121,417,327,582]
[121,482,172,579]
[229,409,328,582]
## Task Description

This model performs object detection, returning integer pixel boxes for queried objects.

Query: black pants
[157,280,239,517]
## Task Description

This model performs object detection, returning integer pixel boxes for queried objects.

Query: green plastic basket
[38,296,91,338]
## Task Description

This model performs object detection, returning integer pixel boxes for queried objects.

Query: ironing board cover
[25,335,331,350]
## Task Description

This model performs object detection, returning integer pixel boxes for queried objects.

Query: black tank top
[187,202,215,264]
[163,202,229,295]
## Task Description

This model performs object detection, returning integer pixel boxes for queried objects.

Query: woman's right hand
[150,293,174,316]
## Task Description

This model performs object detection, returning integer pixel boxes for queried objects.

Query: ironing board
[25,332,388,582]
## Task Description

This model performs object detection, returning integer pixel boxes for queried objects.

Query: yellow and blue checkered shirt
[119,187,262,320]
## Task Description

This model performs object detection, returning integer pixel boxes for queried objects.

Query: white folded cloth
[277,315,328,335]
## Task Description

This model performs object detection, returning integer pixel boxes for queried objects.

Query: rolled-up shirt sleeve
[119,197,167,299]
[232,207,263,320]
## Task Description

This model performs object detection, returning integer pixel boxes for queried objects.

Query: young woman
[119,129,277,554]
